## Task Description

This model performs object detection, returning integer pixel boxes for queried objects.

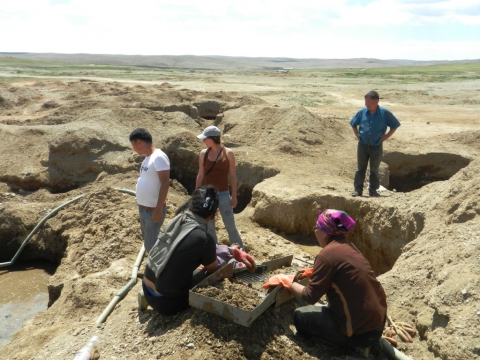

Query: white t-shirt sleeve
[154,151,170,171]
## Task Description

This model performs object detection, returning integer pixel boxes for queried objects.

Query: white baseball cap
[197,126,221,140]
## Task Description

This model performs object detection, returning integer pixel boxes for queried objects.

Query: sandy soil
[0,66,480,360]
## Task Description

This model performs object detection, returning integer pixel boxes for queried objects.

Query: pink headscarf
[316,209,356,236]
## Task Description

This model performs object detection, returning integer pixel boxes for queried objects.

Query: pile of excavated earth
[0,76,479,360]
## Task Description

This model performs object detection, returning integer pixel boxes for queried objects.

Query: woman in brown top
[270,209,387,352]
[195,126,244,249]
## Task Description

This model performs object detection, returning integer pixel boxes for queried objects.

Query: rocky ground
[1,63,480,359]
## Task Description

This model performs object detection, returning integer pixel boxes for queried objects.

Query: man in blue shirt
[350,91,401,197]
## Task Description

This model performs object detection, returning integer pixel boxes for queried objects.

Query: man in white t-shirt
[129,128,170,252]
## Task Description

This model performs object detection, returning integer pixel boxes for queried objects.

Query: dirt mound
[222,105,347,153]
[379,160,480,359]
[448,130,480,151]
[153,82,175,90]
[40,100,59,110]
[0,94,13,109]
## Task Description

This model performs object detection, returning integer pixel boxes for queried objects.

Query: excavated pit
[383,152,471,193]
[0,221,65,307]
[148,100,224,121]
[0,172,83,194]
[289,206,423,275]
[0,188,142,311]
[251,192,425,276]
[346,205,425,275]
[0,135,132,194]
[0,214,69,265]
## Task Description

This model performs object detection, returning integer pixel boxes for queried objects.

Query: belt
[139,202,167,211]
[139,205,156,211]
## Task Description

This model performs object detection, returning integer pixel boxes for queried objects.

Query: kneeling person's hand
[232,247,257,273]
[262,274,295,291]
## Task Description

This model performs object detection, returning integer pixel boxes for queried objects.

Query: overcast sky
[1,0,480,61]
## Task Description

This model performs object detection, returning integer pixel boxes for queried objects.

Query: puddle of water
[0,293,49,347]
[0,260,55,348]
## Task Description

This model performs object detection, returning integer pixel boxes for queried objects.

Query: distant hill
[1,52,478,70]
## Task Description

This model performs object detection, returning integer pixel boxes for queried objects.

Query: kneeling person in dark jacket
[142,185,219,316]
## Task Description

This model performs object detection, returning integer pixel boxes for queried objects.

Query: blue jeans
[354,142,383,193]
[207,191,244,249]
[294,305,383,349]
[139,204,167,253]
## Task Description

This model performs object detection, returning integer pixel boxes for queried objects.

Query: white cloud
[397,0,480,24]
[387,40,480,60]
[0,0,479,59]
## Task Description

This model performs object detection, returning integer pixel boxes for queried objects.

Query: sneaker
[351,191,363,197]
[138,290,148,311]
[369,191,380,197]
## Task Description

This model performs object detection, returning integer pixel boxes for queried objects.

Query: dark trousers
[354,142,383,193]
[142,269,209,316]
[294,305,383,349]
[142,281,189,316]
